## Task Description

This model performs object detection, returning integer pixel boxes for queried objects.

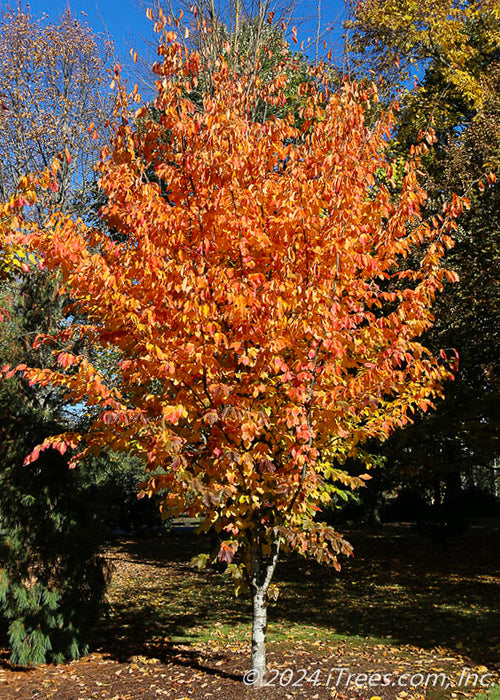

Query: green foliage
[88,451,171,535]
[345,0,500,111]
[0,427,111,665]
[345,0,500,495]
[0,272,111,666]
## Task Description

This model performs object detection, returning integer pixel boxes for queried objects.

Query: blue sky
[24,0,347,67]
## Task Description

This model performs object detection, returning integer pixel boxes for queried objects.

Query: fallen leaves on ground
[0,525,498,699]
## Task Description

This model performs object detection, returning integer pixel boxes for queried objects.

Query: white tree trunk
[251,579,268,684]
[249,537,280,687]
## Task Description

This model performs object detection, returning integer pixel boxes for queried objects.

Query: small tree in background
[0,7,113,217]
[8,11,464,682]
[0,443,110,666]
[0,269,112,665]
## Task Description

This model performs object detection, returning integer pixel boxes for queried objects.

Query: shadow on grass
[272,526,500,663]
[95,526,500,668]
[94,533,250,672]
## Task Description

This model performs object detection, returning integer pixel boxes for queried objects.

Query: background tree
[10,14,466,681]
[0,9,119,666]
[0,7,113,217]
[134,0,312,126]
[151,0,296,63]
[344,0,500,512]
[344,0,500,108]
[0,246,117,664]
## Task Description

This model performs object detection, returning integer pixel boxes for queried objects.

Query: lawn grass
[103,524,499,665]
[94,523,500,698]
[1,523,498,699]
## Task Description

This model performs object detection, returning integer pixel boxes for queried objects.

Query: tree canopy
[2,10,468,678]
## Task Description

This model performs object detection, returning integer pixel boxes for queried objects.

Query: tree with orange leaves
[6,11,465,683]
